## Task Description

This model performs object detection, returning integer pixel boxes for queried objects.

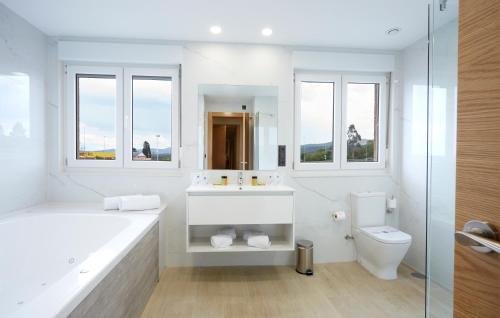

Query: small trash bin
[296,240,313,275]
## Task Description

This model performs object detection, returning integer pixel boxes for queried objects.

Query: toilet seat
[360,226,411,244]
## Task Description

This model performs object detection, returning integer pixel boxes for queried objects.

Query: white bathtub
[0,204,159,318]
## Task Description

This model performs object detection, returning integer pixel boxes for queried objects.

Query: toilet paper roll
[387,198,397,209]
[333,211,346,222]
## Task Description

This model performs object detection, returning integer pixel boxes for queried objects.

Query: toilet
[351,192,411,280]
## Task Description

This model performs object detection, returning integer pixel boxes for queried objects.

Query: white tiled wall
[0,4,47,214]
[399,36,429,274]
[46,42,400,267]
[399,20,458,280]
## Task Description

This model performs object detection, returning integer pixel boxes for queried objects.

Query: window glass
[345,82,379,162]
[132,76,172,161]
[300,82,334,163]
[77,75,116,160]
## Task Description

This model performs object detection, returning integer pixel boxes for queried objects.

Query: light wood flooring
[141,262,425,318]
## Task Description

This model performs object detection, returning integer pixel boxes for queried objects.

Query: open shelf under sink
[187,236,294,253]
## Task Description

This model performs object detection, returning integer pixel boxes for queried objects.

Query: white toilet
[351,192,411,280]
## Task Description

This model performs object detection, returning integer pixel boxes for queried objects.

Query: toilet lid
[360,226,412,244]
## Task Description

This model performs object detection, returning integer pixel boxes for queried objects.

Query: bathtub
[0,204,159,318]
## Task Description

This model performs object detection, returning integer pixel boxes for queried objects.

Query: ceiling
[1,0,457,50]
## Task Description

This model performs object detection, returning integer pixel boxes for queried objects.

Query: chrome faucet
[238,171,244,185]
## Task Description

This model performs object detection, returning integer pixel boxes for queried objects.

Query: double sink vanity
[186,184,295,252]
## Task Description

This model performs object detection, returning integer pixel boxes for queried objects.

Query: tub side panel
[68,222,159,318]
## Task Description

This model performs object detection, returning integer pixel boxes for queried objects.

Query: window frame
[294,72,342,170]
[123,67,180,169]
[65,64,180,170]
[65,65,124,168]
[341,74,387,170]
[294,72,388,171]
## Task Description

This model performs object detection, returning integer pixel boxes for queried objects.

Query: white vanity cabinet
[186,185,295,252]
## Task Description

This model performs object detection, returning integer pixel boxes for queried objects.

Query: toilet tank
[351,192,386,228]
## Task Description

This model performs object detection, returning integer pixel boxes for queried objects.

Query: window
[295,72,387,170]
[66,66,123,168]
[66,65,179,169]
[344,83,379,162]
[77,75,117,160]
[300,82,334,163]
[132,77,172,161]
[294,73,341,170]
[124,68,179,168]
[341,76,387,169]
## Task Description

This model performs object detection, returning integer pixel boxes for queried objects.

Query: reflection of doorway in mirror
[199,84,278,170]
[207,112,252,170]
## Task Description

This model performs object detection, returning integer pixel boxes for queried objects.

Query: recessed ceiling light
[210,25,222,34]
[386,27,401,36]
[261,28,273,37]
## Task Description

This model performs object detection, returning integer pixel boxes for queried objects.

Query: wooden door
[207,112,248,170]
[455,1,500,317]
[212,125,227,169]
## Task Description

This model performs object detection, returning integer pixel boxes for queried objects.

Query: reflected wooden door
[207,112,249,170]
[455,1,500,317]
[211,125,227,169]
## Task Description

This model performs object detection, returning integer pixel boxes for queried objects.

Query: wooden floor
[141,262,425,318]
[427,281,453,318]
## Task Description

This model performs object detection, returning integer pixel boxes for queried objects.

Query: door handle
[455,220,500,254]
[240,161,248,170]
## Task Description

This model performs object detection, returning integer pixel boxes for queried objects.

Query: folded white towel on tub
[217,227,237,239]
[247,235,271,249]
[210,234,233,248]
[103,195,142,210]
[242,230,265,241]
[118,195,161,211]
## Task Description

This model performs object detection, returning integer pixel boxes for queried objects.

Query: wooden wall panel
[455,1,500,317]
[69,223,159,318]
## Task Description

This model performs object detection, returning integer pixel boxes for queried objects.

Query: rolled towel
[242,230,264,241]
[217,227,237,239]
[103,195,142,210]
[247,235,271,249]
[118,195,161,211]
[210,234,233,248]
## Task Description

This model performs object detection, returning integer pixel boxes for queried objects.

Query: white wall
[399,36,428,274]
[0,4,47,214]
[44,41,401,267]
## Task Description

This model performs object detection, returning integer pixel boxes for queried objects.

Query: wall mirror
[198,84,278,170]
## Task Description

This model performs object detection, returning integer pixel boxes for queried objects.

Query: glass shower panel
[427,1,459,317]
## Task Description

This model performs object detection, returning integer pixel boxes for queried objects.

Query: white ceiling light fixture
[386,27,401,36]
[261,28,273,37]
[210,25,222,34]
